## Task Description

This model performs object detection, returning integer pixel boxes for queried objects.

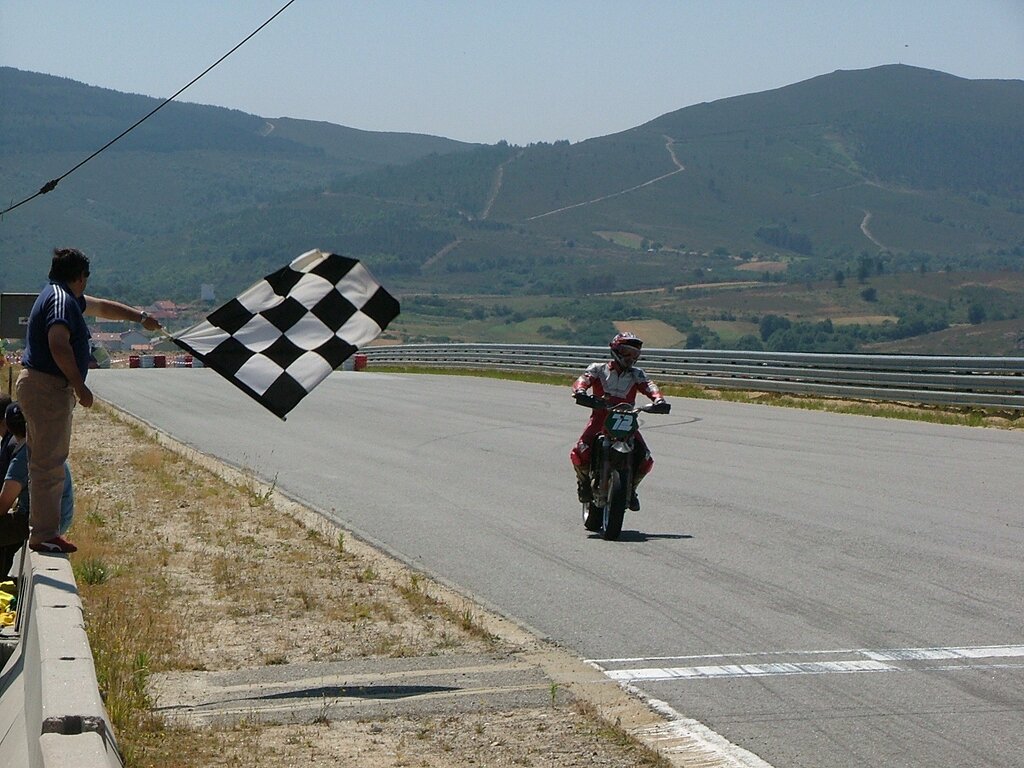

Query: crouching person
[0,403,77,573]
[0,403,31,575]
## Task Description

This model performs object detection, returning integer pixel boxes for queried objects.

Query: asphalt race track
[91,369,1024,768]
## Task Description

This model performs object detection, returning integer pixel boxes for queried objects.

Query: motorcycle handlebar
[573,393,671,414]
[573,392,603,408]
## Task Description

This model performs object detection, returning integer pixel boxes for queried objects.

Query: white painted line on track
[591,644,1024,684]
[863,644,1024,662]
[588,643,1024,666]
[590,648,866,664]
[609,659,894,682]
[584,644,1024,768]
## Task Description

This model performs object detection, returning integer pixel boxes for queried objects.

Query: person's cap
[4,402,25,432]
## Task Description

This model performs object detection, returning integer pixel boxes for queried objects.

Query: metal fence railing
[361,344,1024,410]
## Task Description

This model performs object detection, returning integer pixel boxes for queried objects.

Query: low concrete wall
[0,551,123,768]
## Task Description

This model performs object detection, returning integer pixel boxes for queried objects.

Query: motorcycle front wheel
[602,470,627,540]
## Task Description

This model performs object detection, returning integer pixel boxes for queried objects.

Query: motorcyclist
[570,332,669,511]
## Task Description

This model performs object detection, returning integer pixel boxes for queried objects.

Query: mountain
[0,67,477,290]
[162,66,1024,297]
[384,64,1024,276]
[3,65,1024,353]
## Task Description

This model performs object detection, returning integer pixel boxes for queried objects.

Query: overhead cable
[1,0,298,218]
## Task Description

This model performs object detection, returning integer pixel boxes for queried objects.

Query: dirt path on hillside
[527,136,685,221]
[860,209,887,248]
[481,152,522,220]
[422,237,462,269]
[662,135,685,172]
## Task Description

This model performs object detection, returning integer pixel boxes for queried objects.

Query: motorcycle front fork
[589,438,632,508]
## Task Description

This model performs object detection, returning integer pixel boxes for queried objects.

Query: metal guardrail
[362,344,1024,410]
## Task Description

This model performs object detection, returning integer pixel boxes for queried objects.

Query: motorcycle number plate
[604,411,637,438]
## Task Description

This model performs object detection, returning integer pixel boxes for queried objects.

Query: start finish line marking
[590,644,1024,683]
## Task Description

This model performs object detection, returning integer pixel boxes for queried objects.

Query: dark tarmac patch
[151,652,557,726]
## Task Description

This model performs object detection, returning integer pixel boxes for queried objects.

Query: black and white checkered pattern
[172,250,399,419]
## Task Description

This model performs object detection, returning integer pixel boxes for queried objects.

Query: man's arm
[572,367,597,395]
[48,324,93,407]
[638,374,665,403]
[0,478,21,514]
[83,296,162,331]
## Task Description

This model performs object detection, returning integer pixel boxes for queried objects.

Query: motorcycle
[574,394,670,540]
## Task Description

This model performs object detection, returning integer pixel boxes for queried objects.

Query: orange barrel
[353,353,368,371]
[129,355,140,369]
[184,355,193,368]
[153,355,166,368]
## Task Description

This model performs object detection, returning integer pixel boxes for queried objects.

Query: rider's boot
[574,466,592,504]
[629,476,643,511]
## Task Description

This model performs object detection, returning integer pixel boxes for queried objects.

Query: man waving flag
[172,249,399,419]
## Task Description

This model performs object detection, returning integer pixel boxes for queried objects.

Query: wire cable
[1,0,298,218]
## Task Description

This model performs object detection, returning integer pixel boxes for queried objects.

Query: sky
[2,1,1022,146]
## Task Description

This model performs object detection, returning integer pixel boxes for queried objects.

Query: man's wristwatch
[139,310,150,322]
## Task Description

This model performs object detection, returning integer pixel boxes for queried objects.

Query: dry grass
[68,403,499,765]
[678,384,1024,428]
[735,260,788,273]
[613,320,686,348]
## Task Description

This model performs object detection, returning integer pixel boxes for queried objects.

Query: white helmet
[610,332,643,370]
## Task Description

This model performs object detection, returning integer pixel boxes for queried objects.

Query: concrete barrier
[0,551,123,768]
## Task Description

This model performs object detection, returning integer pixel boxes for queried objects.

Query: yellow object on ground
[0,580,17,624]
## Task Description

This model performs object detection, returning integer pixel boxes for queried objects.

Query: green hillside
[315,65,1024,289]
[0,67,476,290]
[3,65,1024,354]
[487,66,1024,260]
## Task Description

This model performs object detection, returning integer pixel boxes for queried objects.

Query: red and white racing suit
[570,360,664,481]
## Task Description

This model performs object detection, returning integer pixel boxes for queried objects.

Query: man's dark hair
[49,247,91,283]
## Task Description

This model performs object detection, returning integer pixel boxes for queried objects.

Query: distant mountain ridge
[319,64,1023,296]
[2,65,1022,313]
[0,67,475,161]
[0,66,477,292]
[480,64,1023,220]
[641,65,1024,194]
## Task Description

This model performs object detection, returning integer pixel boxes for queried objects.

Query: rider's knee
[570,442,590,467]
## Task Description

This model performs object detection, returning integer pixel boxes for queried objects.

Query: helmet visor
[616,345,641,366]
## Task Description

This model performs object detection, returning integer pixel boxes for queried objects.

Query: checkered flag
[172,250,399,419]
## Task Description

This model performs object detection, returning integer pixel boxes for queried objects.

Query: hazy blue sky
[2,1,1022,145]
